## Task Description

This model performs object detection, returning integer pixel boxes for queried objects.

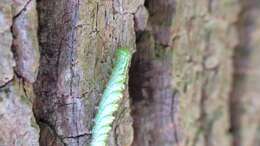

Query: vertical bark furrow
[130,0,179,145]
[34,0,88,145]
[11,0,39,83]
[230,0,260,146]
[0,0,40,145]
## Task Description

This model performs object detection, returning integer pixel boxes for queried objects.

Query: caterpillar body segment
[90,48,132,146]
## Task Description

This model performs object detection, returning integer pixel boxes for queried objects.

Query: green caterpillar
[90,48,132,146]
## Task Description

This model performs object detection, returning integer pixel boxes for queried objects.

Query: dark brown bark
[33,0,138,145]
[130,1,180,146]
[34,0,89,145]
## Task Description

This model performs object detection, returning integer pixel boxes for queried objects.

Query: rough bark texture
[34,0,139,145]
[0,0,259,146]
[230,1,260,146]
[130,0,180,146]
[0,0,40,145]
[130,0,260,146]
[172,0,238,145]
[172,0,260,146]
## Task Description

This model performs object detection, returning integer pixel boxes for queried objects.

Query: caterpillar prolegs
[90,48,132,146]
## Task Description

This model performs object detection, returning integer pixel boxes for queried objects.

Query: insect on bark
[90,48,132,146]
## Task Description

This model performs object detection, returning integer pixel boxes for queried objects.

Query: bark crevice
[130,0,180,146]
[34,0,88,145]
[229,1,259,146]
[13,0,32,19]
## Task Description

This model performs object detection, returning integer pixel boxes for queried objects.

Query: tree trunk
[33,0,137,145]
[0,0,259,146]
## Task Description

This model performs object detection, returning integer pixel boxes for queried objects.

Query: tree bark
[34,0,138,145]
[0,0,259,146]
[130,0,260,146]
[0,0,39,145]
